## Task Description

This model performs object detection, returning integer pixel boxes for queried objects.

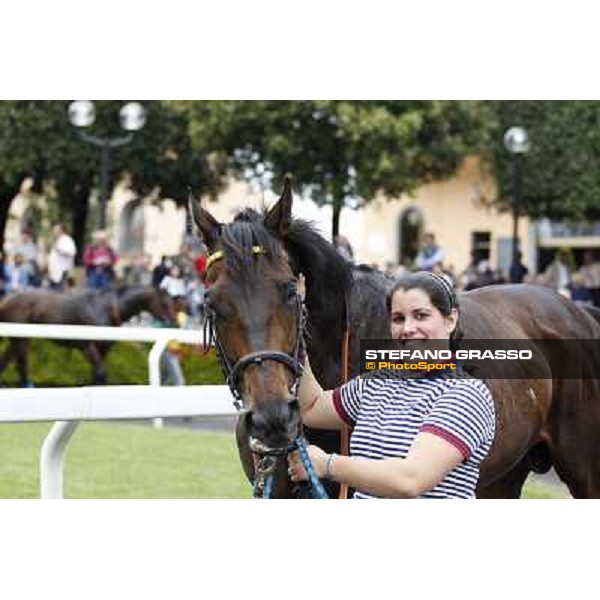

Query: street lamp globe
[504,126,530,154]
[68,100,96,128]
[120,102,147,132]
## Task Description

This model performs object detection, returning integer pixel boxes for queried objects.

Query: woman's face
[390,287,457,341]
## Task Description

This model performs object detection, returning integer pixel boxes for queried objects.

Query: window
[471,231,491,264]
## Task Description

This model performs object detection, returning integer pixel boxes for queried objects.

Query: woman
[290,271,496,499]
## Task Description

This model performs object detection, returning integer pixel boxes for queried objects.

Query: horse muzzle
[245,398,302,454]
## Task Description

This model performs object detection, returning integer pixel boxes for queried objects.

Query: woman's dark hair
[386,271,462,347]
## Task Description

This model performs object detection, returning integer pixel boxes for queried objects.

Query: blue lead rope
[294,436,329,499]
[254,436,329,499]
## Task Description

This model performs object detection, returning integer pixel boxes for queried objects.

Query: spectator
[176,242,196,281]
[48,223,77,290]
[13,229,40,286]
[509,251,529,284]
[160,296,190,386]
[414,233,444,271]
[465,260,495,290]
[0,250,8,297]
[159,264,187,299]
[152,256,171,288]
[127,253,153,287]
[458,252,479,291]
[193,246,208,282]
[5,253,31,292]
[543,249,572,297]
[392,258,411,280]
[569,272,594,307]
[83,230,118,290]
[577,250,600,307]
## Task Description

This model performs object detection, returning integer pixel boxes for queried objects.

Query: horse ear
[265,173,293,237]
[188,191,222,249]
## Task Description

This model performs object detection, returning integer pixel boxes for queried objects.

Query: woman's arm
[297,358,347,430]
[297,432,463,498]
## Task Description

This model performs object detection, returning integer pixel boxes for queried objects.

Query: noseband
[202,244,327,499]
[203,245,307,412]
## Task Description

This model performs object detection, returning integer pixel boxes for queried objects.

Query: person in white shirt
[159,264,187,298]
[414,233,444,271]
[48,223,77,290]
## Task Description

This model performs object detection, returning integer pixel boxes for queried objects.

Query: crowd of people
[334,231,600,309]
[4,225,600,316]
[0,225,209,323]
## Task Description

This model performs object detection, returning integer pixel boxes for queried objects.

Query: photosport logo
[360,339,600,379]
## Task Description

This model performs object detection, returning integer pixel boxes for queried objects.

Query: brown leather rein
[339,298,351,500]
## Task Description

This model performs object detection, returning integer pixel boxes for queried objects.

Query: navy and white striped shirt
[333,373,495,499]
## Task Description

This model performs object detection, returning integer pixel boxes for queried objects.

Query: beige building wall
[346,156,531,274]
[5,159,532,278]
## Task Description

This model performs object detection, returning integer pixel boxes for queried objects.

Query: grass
[0,421,566,499]
[521,478,570,499]
[0,421,251,499]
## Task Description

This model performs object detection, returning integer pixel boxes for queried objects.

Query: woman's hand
[288,445,329,481]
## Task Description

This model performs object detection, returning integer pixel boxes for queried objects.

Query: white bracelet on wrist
[325,453,337,480]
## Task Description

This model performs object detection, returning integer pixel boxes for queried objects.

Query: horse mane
[227,208,354,321]
[284,219,354,313]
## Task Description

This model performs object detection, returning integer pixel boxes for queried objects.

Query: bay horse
[0,285,176,386]
[191,177,600,499]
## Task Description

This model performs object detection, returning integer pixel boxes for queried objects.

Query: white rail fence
[0,322,238,499]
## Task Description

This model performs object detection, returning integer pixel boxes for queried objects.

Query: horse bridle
[203,245,308,413]
[201,244,337,499]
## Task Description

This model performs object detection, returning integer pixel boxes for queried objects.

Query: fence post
[149,338,169,429]
[40,421,80,499]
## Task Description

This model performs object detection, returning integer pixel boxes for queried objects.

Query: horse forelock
[220,209,288,279]
[225,208,354,302]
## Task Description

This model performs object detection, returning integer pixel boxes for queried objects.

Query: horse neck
[300,272,350,388]
[116,286,150,321]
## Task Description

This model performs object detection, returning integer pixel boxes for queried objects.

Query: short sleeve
[332,376,364,426]
[420,379,495,461]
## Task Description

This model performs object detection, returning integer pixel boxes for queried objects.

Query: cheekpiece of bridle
[203,245,308,413]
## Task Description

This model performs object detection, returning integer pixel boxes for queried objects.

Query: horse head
[190,176,305,458]
[144,287,178,327]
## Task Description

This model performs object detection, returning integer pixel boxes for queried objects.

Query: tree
[0,101,227,261]
[488,101,600,221]
[179,101,495,237]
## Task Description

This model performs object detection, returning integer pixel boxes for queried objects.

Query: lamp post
[68,101,146,230]
[503,126,530,280]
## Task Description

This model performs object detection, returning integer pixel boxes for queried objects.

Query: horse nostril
[249,401,299,449]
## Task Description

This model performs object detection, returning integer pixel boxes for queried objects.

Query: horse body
[0,286,175,386]
[191,179,600,499]
[459,284,600,497]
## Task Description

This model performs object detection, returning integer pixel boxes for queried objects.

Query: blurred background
[2,100,600,305]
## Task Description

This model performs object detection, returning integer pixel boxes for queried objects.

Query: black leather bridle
[203,247,307,412]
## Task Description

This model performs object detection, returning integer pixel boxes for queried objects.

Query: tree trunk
[331,195,344,239]
[71,185,91,265]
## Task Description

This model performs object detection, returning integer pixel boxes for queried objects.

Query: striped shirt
[333,373,495,499]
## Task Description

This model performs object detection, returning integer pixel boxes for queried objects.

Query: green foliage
[0,101,228,255]
[0,338,224,386]
[177,101,496,234]
[488,100,600,220]
[0,422,250,498]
